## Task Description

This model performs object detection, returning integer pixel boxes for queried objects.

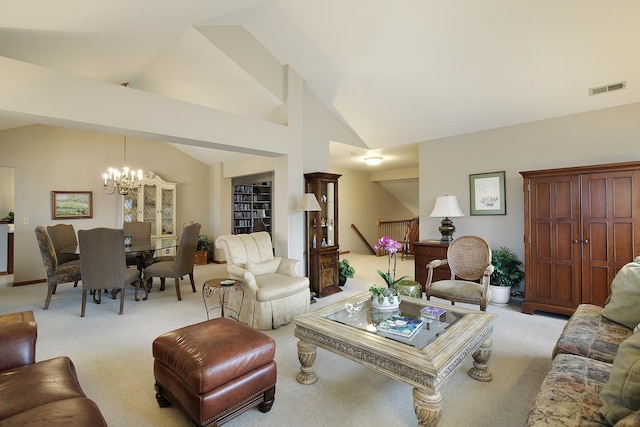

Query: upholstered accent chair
[78,228,139,316]
[46,224,81,266]
[425,235,494,311]
[34,226,82,310]
[215,232,310,330]
[143,222,200,301]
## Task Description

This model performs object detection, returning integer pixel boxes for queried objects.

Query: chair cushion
[601,257,640,329]
[247,257,281,276]
[0,397,107,427]
[600,331,640,425]
[429,280,486,302]
[144,261,176,278]
[255,274,310,301]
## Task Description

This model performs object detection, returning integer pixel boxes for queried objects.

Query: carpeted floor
[0,253,568,426]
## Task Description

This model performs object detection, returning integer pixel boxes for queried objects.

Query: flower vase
[371,295,401,310]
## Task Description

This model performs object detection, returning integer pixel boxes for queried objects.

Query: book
[420,306,447,322]
[376,315,424,339]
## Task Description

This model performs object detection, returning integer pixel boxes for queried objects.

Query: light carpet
[0,253,568,426]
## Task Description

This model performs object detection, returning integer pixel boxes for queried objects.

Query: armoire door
[581,170,640,306]
[524,174,582,314]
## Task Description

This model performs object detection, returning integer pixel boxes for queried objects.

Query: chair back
[46,224,79,264]
[123,221,151,244]
[216,232,274,268]
[35,226,59,276]
[447,236,492,281]
[174,222,201,275]
[78,228,129,291]
[253,219,268,232]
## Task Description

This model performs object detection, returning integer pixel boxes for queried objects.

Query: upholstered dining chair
[78,228,139,317]
[46,224,80,266]
[215,231,310,330]
[425,235,494,311]
[143,222,200,301]
[35,226,82,310]
[123,221,151,266]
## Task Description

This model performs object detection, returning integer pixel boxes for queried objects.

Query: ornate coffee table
[293,292,495,426]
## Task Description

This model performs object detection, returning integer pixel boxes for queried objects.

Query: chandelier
[102,136,143,196]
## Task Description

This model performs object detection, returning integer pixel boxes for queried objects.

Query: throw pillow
[600,331,640,425]
[602,257,640,329]
[246,257,281,276]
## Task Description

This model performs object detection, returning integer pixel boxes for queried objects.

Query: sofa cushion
[600,331,640,425]
[0,397,107,427]
[247,257,281,276]
[601,257,640,329]
[526,354,610,426]
[553,304,633,364]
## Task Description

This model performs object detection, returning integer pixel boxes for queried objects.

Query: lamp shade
[430,195,464,218]
[296,193,321,211]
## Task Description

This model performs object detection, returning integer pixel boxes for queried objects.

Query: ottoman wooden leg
[258,386,276,413]
[154,383,171,408]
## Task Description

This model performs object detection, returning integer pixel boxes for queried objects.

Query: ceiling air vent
[589,81,627,96]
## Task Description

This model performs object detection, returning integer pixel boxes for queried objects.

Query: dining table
[62,237,179,300]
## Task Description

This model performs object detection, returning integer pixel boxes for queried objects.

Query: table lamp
[430,195,464,243]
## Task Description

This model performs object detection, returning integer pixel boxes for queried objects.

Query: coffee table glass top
[323,295,465,348]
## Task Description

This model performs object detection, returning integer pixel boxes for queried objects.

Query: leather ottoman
[153,318,276,427]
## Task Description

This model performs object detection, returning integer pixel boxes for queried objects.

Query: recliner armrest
[0,320,37,372]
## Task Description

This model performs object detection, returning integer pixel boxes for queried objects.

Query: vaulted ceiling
[1,0,639,172]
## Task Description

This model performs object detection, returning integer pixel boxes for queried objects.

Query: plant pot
[339,275,347,286]
[194,250,209,266]
[371,295,401,310]
[489,285,511,306]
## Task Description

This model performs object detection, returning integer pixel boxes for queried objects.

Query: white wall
[420,102,640,265]
[0,167,14,219]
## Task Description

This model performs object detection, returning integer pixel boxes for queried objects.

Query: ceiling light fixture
[364,156,383,166]
[102,136,143,196]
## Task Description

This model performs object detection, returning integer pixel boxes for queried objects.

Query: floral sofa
[526,258,640,426]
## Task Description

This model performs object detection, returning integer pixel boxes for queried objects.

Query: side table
[203,279,244,319]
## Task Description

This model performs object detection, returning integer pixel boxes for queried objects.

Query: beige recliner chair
[215,232,310,330]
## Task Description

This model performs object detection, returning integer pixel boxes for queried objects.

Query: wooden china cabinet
[520,161,640,316]
[304,172,341,298]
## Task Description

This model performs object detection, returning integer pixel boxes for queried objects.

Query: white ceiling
[1,0,639,172]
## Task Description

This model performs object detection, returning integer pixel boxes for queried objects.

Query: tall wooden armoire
[520,161,640,316]
[304,172,341,298]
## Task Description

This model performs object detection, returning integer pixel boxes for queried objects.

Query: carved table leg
[413,387,443,427]
[296,340,318,385]
[468,338,493,382]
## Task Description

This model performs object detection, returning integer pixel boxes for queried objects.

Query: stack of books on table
[420,305,447,322]
[376,314,424,340]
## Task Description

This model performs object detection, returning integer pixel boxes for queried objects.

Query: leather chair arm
[0,321,37,372]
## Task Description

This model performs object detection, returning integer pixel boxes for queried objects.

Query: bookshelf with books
[231,176,272,235]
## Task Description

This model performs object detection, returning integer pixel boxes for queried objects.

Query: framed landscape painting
[469,171,506,215]
[52,191,93,219]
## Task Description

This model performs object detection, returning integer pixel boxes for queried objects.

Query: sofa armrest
[277,258,302,277]
[0,320,37,371]
[614,410,640,426]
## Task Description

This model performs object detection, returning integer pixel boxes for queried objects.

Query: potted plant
[370,236,408,309]
[338,258,355,286]
[195,234,213,265]
[489,246,525,305]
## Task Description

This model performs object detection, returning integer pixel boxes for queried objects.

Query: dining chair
[400,217,419,260]
[46,224,80,266]
[78,228,139,316]
[123,221,151,266]
[143,222,201,301]
[34,226,82,310]
[425,235,494,311]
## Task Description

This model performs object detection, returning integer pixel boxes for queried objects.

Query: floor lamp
[297,193,321,301]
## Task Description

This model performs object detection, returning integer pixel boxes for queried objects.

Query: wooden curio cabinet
[305,172,341,298]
